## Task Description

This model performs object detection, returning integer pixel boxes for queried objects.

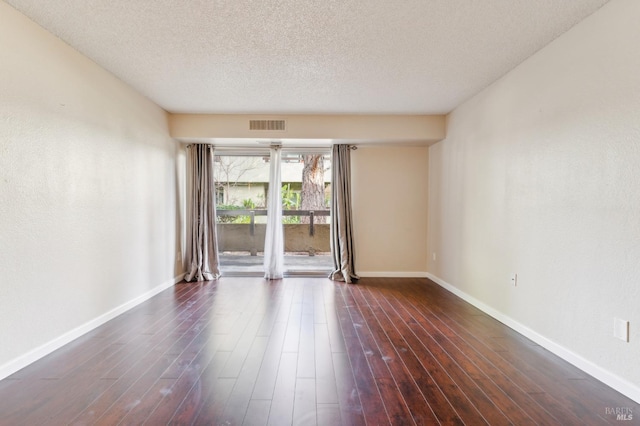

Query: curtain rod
[186,144,335,153]
[185,143,357,150]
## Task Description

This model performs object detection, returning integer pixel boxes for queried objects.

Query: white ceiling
[6,0,609,115]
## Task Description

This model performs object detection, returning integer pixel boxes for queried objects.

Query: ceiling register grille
[249,120,286,131]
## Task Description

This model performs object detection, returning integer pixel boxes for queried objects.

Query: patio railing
[216,209,330,255]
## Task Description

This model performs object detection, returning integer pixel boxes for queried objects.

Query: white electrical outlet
[510,273,517,286]
[614,318,630,342]
[432,252,437,261]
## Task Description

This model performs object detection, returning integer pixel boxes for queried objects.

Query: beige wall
[170,114,445,144]
[0,3,180,376]
[353,146,429,276]
[428,0,640,399]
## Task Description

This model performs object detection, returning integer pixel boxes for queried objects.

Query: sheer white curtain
[263,147,284,279]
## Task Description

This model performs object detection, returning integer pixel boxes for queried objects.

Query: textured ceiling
[5,0,609,114]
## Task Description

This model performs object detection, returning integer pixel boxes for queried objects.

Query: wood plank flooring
[0,277,637,425]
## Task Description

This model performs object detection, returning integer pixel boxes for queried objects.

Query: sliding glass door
[214,150,331,276]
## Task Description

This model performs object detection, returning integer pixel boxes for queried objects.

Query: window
[215,187,224,205]
[213,151,331,275]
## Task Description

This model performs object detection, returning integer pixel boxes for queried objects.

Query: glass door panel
[214,154,268,275]
[214,150,332,276]
[281,152,332,275]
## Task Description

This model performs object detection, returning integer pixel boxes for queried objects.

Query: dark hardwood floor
[0,277,637,425]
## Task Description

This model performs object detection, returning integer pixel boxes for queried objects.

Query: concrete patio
[219,253,333,275]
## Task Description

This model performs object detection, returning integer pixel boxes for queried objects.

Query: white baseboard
[0,273,184,381]
[426,273,640,404]
[358,271,429,278]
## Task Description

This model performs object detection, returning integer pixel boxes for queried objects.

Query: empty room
[1,0,639,424]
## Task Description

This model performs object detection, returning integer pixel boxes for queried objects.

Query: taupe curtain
[329,144,359,283]
[185,144,221,281]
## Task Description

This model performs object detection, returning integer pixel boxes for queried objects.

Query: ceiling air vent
[249,120,286,131]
